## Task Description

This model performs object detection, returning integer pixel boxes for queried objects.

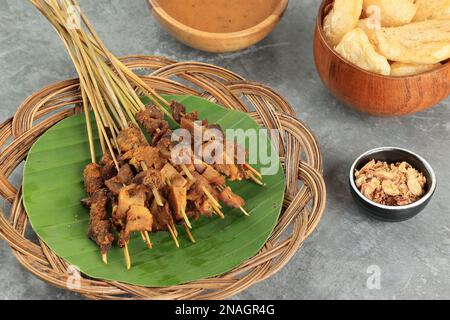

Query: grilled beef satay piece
[202,165,226,186]
[114,183,154,247]
[187,172,220,218]
[136,104,170,145]
[100,152,117,181]
[117,124,148,153]
[120,146,167,171]
[105,163,134,195]
[170,101,185,123]
[119,205,153,247]
[114,184,147,231]
[83,163,104,194]
[150,198,174,232]
[87,189,115,255]
[218,187,245,209]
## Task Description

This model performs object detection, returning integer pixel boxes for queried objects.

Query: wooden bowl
[313,0,450,116]
[148,0,289,53]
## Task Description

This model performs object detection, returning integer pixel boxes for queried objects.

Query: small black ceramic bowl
[349,147,437,222]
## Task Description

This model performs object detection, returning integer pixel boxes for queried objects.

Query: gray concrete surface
[1,0,449,300]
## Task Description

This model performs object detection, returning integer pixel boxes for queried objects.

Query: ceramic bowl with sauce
[148,0,289,53]
[313,0,450,116]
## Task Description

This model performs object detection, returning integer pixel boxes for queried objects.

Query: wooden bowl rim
[148,0,289,40]
[316,0,450,80]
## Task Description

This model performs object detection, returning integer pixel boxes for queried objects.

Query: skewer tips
[124,242,132,270]
[101,252,108,265]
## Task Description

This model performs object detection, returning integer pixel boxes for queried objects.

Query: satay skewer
[165,178,192,230]
[216,184,250,217]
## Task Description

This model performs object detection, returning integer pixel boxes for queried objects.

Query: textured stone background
[1,0,449,300]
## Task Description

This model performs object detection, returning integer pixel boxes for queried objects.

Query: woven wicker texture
[0,56,326,300]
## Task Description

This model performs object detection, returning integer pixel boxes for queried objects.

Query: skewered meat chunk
[170,101,186,123]
[88,189,114,254]
[117,125,148,152]
[168,186,187,222]
[117,164,134,184]
[188,172,219,202]
[120,146,163,171]
[136,104,170,146]
[100,152,117,180]
[143,169,164,190]
[156,132,173,158]
[83,163,104,194]
[161,163,187,187]
[105,164,134,195]
[105,178,122,196]
[219,187,245,209]
[119,205,153,246]
[202,166,226,186]
[214,162,241,181]
[114,184,147,230]
[196,198,214,217]
[139,104,164,120]
[150,198,174,232]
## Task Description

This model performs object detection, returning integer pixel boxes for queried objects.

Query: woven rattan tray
[0,56,326,300]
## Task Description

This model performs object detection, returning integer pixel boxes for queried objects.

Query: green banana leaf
[22,95,285,287]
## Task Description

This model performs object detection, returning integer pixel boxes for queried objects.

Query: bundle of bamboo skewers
[30,0,264,269]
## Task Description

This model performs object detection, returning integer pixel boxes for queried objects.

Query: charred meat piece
[161,163,187,188]
[188,172,219,202]
[83,163,104,194]
[156,132,173,159]
[88,189,114,254]
[117,125,148,153]
[151,126,169,146]
[120,146,161,171]
[132,171,147,185]
[116,164,134,184]
[202,166,226,186]
[195,198,214,218]
[168,186,187,222]
[211,147,247,181]
[142,169,164,190]
[219,187,245,208]
[150,198,174,232]
[100,152,117,181]
[119,205,153,246]
[136,105,169,144]
[114,184,147,230]
[105,177,122,196]
[105,164,134,195]
[170,101,186,123]
[140,104,164,120]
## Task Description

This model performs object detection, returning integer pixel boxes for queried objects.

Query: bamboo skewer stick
[184,223,196,243]
[101,252,108,265]
[167,224,180,248]
[144,231,153,249]
[181,165,195,181]
[202,186,222,209]
[124,242,131,270]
